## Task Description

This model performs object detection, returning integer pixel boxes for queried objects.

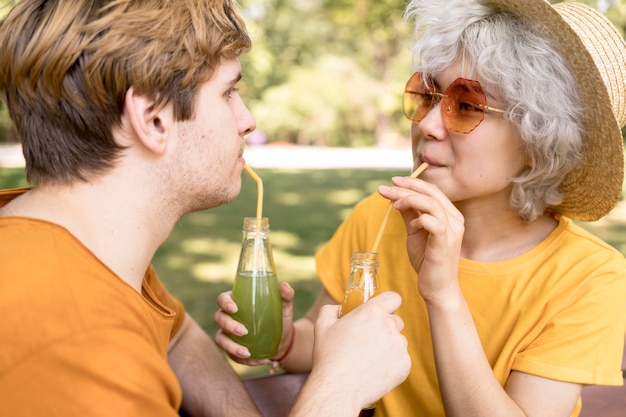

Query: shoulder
[558,217,626,266]
[0,219,175,355]
[351,192,390,218]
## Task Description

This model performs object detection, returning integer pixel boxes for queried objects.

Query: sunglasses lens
[403,73,434,122]
[441,79,487,134]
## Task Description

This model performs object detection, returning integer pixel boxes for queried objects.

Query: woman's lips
[418,155,440,168]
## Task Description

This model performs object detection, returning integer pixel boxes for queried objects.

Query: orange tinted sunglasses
[402,72,506,134]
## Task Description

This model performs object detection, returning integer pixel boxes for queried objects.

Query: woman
[215,1,626,416]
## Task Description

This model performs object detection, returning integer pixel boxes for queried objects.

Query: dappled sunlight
[176,233,317,284]
[180,237,239,255]
[578,200,626,256]
[184,210,220,227]
[158,253,194,271]
[365,176,400,192]
[339,206,356,222]
[273,249,317,282]
[326,188,366,206]
[179,238,241,282]
[275,191,302,206]
[270,230,301,248]
[191,260,240,283]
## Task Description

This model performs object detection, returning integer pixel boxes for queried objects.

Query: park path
[1,143,624,225]
[1,143,412,170]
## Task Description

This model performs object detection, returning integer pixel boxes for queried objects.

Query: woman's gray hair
[404,0,584,222]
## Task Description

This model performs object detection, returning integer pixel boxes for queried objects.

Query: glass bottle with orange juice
[339,251,381,317]
[339,250,382,411]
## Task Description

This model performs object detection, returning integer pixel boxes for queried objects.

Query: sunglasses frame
[403,72,506,134]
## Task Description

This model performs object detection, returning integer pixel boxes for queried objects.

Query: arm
[379,177,581,417]
[168,313,262,417]
[278,288,336,373]
[426,289,581,417]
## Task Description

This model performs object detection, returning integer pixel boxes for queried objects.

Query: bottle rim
[243,217,269,232]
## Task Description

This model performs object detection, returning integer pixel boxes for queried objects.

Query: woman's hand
[378,177,464,302]
[213,282,296,366]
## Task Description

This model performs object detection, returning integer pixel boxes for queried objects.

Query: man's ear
[124,86,171,155]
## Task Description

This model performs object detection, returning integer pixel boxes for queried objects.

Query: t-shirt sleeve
[144,265,186,339]
[316,193,387,303]
[513,252,626,385]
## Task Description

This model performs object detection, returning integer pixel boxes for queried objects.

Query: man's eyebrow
[228,72,243,85]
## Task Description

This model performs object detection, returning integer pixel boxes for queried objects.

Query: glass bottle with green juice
[230,217,282,359]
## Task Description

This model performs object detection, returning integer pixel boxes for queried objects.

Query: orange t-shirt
[0,188,185,416]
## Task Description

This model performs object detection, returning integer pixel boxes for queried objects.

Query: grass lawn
[2,165,625,377]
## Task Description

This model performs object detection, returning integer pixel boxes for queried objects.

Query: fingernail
[238,348,251,358]
[237,325,248,336]
[229,303,238,313]
[379,185,390,192]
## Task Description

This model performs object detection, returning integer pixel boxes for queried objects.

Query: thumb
[315,303,341,337]
[354,291,402,315]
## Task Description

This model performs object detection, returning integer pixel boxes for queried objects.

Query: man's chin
[183,187,241,215]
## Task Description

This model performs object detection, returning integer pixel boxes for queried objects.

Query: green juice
[230,271,282,359]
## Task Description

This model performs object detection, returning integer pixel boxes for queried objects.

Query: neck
[457,199,557,262]
[2,173,178,292]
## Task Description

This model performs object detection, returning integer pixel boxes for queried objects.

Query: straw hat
[481,0,626,221]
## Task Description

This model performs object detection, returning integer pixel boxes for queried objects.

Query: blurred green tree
[240,0,626,147]
[239,0,412,147]
[0,0,624,145]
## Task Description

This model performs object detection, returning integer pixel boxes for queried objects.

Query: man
[0,1,410,416]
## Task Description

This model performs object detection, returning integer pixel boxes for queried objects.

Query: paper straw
[244,164,263,219]
[371,162,429,253]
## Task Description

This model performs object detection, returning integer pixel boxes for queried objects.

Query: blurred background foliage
[236,0,626,147]
[1,0,625,146]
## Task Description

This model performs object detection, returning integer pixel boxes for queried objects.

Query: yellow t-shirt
[316,192,626,417]
[0,188,185,416]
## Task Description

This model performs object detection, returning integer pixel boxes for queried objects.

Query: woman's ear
[123,86,171,155]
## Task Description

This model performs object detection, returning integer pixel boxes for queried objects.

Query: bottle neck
[351,251,379,270]
[237,217,276,275]
[242,217,270,238]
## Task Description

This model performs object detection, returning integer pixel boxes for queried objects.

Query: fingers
[213,307,247,337]
[316,303,340,329]
[214,285,297,366]
[378,179,464,244]
[214,329,251,359]
[311,291,411,407]
[279,282,295,326]
[279,281,295,302]
[391,313,405,332]
[381,177,462,222]
[316,292,403,336]
[214,290,252,361]
[359,291,402,314]
[216,290,237,313]
[214,330,270,365]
